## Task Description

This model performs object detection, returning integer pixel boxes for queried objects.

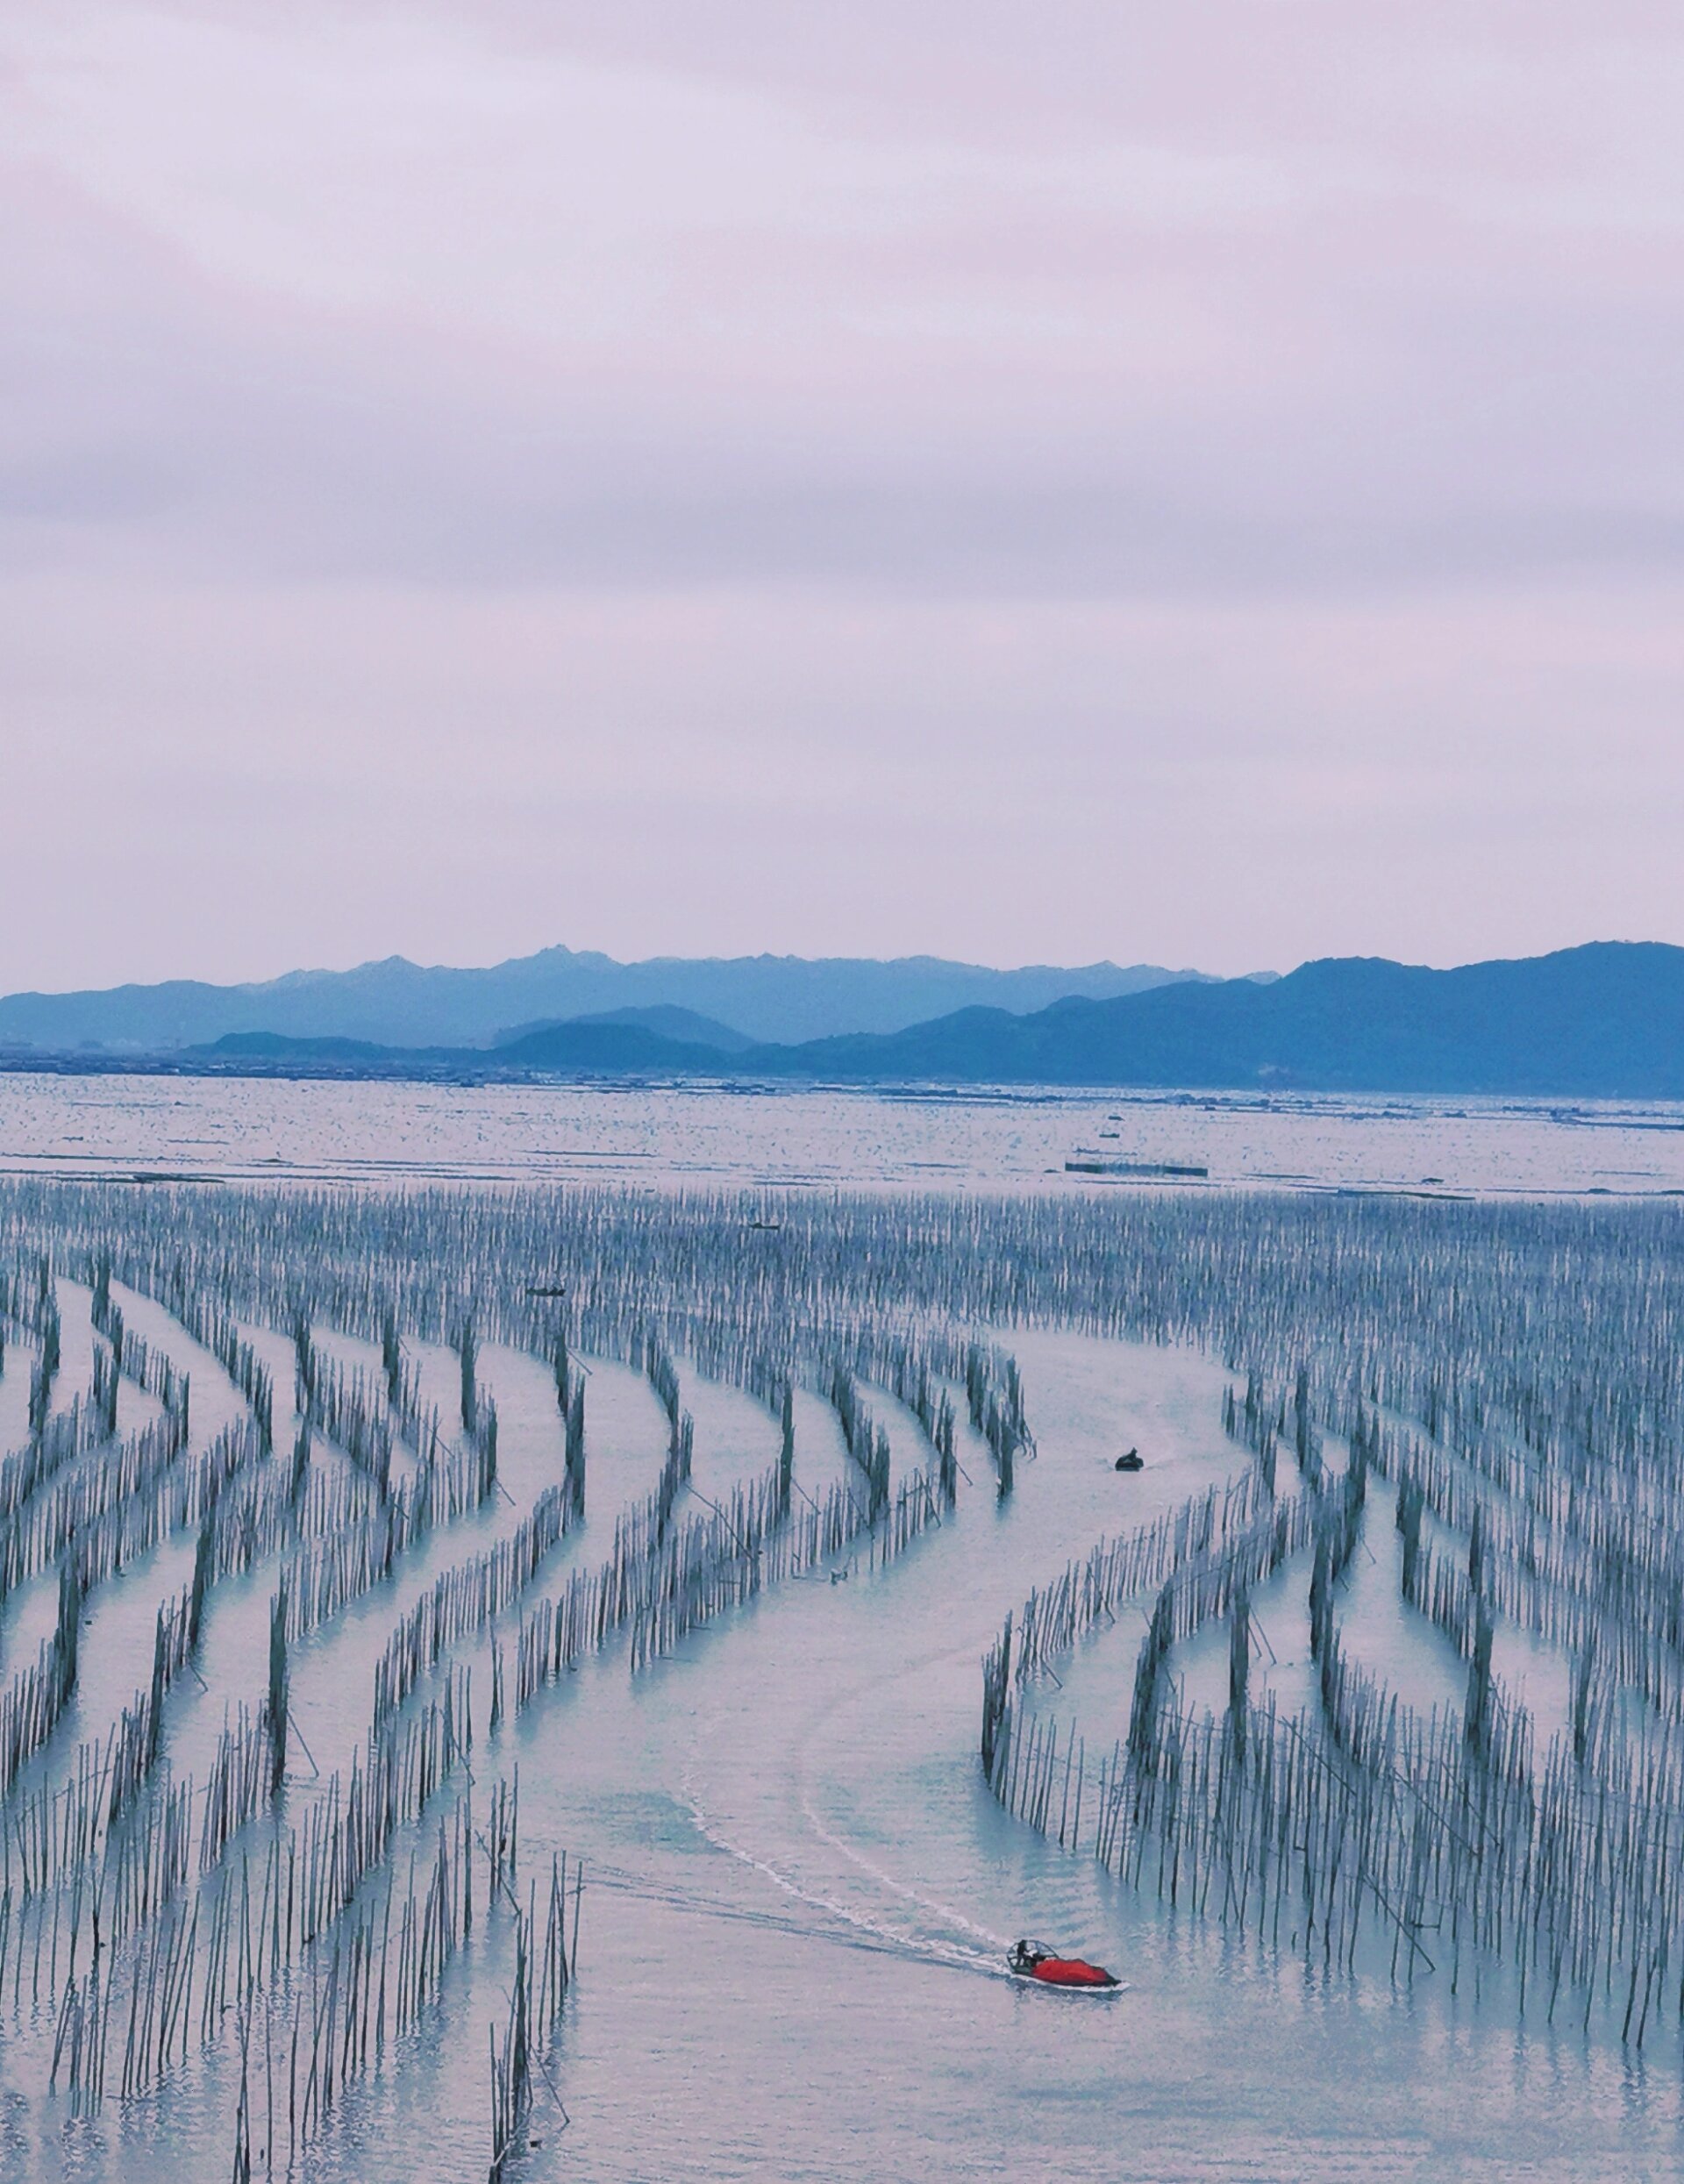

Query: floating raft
[1065,1156,1209,1178]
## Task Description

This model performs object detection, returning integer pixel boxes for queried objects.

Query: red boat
[1006,1938,1121,1990]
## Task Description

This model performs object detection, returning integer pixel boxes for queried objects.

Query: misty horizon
[8,930,1680,1005]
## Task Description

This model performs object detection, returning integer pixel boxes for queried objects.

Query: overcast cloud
[3,2,1681,987]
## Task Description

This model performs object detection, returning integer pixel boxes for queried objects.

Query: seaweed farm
[4,1167,1684,2178]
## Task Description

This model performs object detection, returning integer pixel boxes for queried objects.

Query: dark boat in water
[1064,1153,1209,1179]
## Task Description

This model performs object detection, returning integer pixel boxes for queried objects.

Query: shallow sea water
[2,1069,1683,1196]
[3,1077,1682,2180]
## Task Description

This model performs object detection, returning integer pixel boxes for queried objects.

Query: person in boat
[1115,1447,1143,1472]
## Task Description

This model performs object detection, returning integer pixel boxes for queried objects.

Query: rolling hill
[745,943,1684,1096]
[12,944,1680,1098]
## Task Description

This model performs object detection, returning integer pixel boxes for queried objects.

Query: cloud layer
[4,2,1681,985]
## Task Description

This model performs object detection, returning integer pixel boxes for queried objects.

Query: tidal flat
[1,1079,1682,2179]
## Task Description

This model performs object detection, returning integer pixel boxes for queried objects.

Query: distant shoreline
[5,941,1681,1098]
[4,1051,1684,1116]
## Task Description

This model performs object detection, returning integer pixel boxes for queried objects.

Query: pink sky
[3,2,1681,987]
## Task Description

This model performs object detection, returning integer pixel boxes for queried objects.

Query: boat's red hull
[1021,1959,1119,1989]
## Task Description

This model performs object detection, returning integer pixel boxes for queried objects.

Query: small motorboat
[1006,1938,1121,1990]
[1114,1447,1144,1473]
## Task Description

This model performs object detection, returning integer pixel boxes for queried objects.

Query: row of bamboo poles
[0,1186,1010,2173]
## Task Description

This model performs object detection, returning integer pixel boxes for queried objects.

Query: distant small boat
[1006,1939,1121,1990]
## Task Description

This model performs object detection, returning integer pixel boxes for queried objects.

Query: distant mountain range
[734,944,1684,1096]
[4,944,1678,1097]
[0,946,1215,1053]
[472,943,1684,1095]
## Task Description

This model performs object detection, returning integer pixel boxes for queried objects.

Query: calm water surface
[4,1081,1681,2180]
[1,1070,1682,1196]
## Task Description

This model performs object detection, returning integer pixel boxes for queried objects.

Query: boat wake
[679,1773,1008,1981]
